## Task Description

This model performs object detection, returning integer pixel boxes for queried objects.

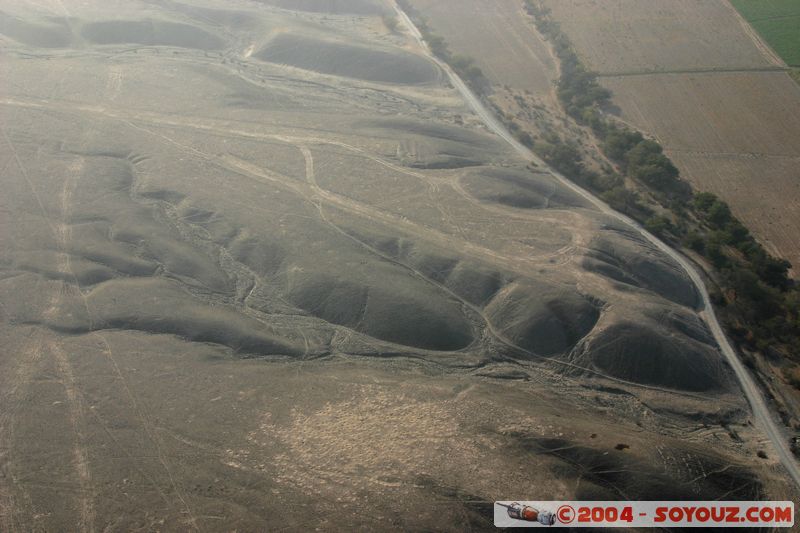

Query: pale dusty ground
[1,0,797,531]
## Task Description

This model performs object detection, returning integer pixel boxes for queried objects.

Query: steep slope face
[255,34,439,84]
[0,0,794,530]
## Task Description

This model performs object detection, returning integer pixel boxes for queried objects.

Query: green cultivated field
[731,0,800,66]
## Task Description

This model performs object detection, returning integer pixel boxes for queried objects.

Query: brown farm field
[543,0,783,73]
[601,72,800,156]
[669,151,800,261]
[405,0,556,95]
[403,0,606,178]
[399,0,800,271]
[602,70,800,265]
[540,0,800,270]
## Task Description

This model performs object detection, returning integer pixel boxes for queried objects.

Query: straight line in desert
[596,66,787,78]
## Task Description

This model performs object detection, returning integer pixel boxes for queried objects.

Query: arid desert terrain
[1,0,797,531]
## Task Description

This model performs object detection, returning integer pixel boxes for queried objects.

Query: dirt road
[394,1,800,490]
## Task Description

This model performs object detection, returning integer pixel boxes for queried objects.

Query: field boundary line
[596,66,787,78]
[725,0,787,67]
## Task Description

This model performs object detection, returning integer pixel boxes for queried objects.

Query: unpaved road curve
[393,2,800,489]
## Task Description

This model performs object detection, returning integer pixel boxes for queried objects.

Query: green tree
[753,255,792,290]
[707,200,732,227]
[693,192,718,212]
[590,172,623,192]
[644,215,671,237]
[705,233,728,268]
[725,220,750,244]
[726,268,782,318]
[382,14,399,33]
[516,130,534,148]
[684,231,705,252]
[539,141,583,178]
[602,127,643,161]
[601,186,641,214]
[426,34,448,58]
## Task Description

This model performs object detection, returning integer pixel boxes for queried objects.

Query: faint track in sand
[0,136,96,532]
[0,333,46,533]
[298,143,740,405]
[2,133,200,530]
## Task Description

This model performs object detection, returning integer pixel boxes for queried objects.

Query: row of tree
[396,0,800,367]
[522,0,800,366]
[395,0,489,93]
